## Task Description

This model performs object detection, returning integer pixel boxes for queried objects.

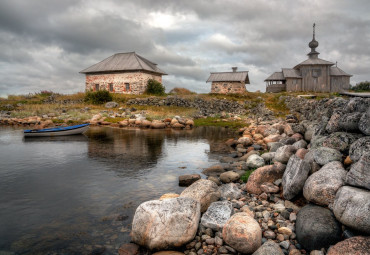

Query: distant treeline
[350,81,370,92]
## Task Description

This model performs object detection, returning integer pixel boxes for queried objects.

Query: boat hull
[24,124,90,137]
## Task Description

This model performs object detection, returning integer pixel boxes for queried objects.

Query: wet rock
[296,204,341,251]
[172,123,185,129]
[202,165,225,176]
[333,186,370,234]
[252,240,284,255]
[313,147,342,165]
[219,171,239,183]
[246,162,286,195]
[131,197,200,250]
[219,183,242,200]
[222,213,262,254]
[180,179,220,212]
[338,112,362,132]
[349,136,370,162]
[201,201,233,231]
[327,236,370,255]
[274,145,297,164]
[179,174,201,187]
[359,108,370,135]
[282,155,310,200]
[118,120,129,127]
[118,243,140,255]
[346,153,370,190]
[247,154,265,169]
[151,121,166,129]
[303,161,347,206]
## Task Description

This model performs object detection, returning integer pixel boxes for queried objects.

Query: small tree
[145,79,165,96]
[84,90,113,104]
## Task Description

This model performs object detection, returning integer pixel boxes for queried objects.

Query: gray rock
[346,153,370,190]
[344,97,370,113]
[349,136,370,162]
[201,201,233,231]
[322,132,361,153]
[268,142,284,152]
[180,179,220,212]
[292,139,307,150]
[179,174,201,187]
[296,204,341,251]
[338,112,362,132]
[282,155,310,200]
[207,176,221,186]
[303,161,346,206]
[247,154,265,169]
[326,110,343,133]
[304,128,315,142]
[105,101,119,108]
[359,108,370,135]
[310,135,328,149]
[219,171,240,183]
[252,240,284,255]
[131,197,200,250]
[333,186,370,234]
[290,123,306,135]
[274,145,297,164]
[261,152,276,163]
[219,183,242,200]
[313,147,342,165]
[202,165,225,176]
[240,150,259,161]
[280,137,296,145]
[279,240,290,250]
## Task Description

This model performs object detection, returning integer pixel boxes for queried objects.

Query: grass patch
[104,117,126,123]
[194,117,246,129]
[240,169,256,183]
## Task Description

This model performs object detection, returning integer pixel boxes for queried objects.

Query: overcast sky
[1,0,369,96]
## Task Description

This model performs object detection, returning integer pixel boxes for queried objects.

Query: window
[95,84,99,91]
[312,69,321,78]
[125,83,130,91]
[109,83,113,92]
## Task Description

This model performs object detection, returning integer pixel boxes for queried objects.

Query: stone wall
[266,84,286,93]
[85,72,162,95]
[211,82,247,94]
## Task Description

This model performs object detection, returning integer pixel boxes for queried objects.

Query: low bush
[350,81,370,92]
[84,90,113,104]
[169,87,195,95]
[145,79,166,96]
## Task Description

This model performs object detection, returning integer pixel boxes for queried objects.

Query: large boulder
[220,171,240,183]
[313,147,342,165]
[131,197,200,250]
[180,179,220,212]
[346,152,370,190]
[282,155,311,200]
[178,174,201,187]
[333,186,370,234]
[322,132,361,153]
[344,97,370,113]
[292,139,307,150]
[246,154,265,169]
[327,236,370,255]
[274,145,297,164]
[303,161,346,206]
[359,108,370,135]
[296,204,341,251]
[252,240,284,255]
[326,110,343,133]
[245,162,286,194]
[219,183,242,200]
[338,112,362,132]
[200,201,233,231]
[349,136,370,162]
[222,213,262,254]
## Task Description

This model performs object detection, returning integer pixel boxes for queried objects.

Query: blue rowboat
[24,123,90,137]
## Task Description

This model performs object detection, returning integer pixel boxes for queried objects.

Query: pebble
[215,236,223,246]
[278,227,293,236]
[264,230,276,239]
[280,240,291,249]
[289,213,297,222]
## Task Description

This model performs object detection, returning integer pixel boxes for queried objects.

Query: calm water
[0,126,234,255]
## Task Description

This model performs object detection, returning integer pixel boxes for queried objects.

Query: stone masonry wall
[211,82,247,94]
[85,72,162,95]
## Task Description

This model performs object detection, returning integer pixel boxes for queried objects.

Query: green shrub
[350,81,370,92]
[84,90,113,104]
[145,79,165,96]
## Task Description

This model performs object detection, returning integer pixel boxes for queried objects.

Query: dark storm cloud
[0,0,369,96]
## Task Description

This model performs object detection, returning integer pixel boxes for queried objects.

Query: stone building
[80,52,167,94]
[265,24,352,93]
[206,67,250,94]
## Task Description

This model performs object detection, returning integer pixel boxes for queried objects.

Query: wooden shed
[206,67,250,94]
[80,52,167,94]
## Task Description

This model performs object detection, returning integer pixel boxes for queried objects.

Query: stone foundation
[211,82,247,94]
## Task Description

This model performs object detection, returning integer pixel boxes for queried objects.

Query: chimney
[232,67,237,72]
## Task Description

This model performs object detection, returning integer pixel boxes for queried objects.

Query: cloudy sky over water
[0,0,369,96]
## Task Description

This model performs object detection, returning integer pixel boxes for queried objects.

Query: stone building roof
[264,72,285,81]
[206,71,250,83]
[80,52,167,75]
[330,66,352,77]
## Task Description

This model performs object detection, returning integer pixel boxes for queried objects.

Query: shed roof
[294,57,334,68]
[330,66,352,77]
[206,71,250,83]
[264,72,285,81]
[80,52,167,75]
[282,68,302,78]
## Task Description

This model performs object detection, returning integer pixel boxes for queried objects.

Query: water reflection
[0,126,234,255]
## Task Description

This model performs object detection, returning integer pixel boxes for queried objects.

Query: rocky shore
[122,96,370,255]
